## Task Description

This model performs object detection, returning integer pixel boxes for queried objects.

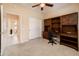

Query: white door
[7,14,20,45]
[29,17,42,40]
[1,13,20,54]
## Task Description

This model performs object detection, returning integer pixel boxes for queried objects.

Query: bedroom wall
[1,4,43,54]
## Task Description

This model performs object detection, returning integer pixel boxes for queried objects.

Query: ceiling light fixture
[40,3,45,7]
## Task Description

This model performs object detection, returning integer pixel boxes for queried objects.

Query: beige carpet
[2,38,79,56]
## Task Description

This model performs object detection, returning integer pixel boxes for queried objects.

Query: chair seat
[52,37,60,44]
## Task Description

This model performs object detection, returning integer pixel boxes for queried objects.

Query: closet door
[61,13,78,25]
[69,13,78,25]
[61,15,69,25]
[29,17,42,39]
[44,19,52,26]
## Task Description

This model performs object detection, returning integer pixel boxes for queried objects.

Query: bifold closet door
[29,17,42,40]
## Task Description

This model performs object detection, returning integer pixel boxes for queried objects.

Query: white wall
[1,4,43,54]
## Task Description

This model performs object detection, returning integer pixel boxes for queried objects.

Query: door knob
[10,29,13,35]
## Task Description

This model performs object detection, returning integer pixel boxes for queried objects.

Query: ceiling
[11,3,79,15]
[19,3,68,7]
[18,3,69,10]
[15,3,68,11]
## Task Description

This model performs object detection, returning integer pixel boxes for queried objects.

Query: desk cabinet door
[61,13,78,25]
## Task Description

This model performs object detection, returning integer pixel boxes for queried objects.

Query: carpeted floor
[2,38,79,56]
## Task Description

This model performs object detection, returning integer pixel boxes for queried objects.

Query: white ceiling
[18,3,69,10]
[16,3,69,11]
[19,3,68,7]
[13,3,79,14]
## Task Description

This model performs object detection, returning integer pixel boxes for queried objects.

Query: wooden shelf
[61,38,77,44]
[62,24,77,26]
[60,33,78,39]
[43,12,78,50]
[60,42,78,50]
[52,22,60,24]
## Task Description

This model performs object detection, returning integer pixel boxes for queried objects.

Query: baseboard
[19,37,42,44]
[29,37,42,40]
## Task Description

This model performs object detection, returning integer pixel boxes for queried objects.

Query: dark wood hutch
[43,12,78,50]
